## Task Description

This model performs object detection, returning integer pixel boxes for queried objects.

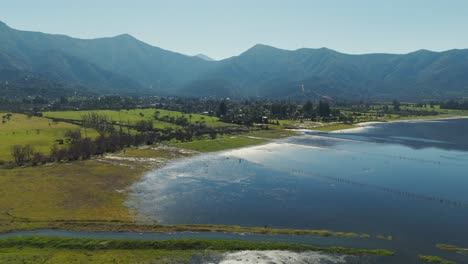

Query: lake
[128,118,468,263]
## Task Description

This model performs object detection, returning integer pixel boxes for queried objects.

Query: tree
[11,145,34,166]
[302,100,314,118]
[31,152,46,166]
[218,101,227,116]
[81,113,114,135]
[393,100,401,111]
[153,110,161,120]
[135,120,154,132]
[317,101,331,117]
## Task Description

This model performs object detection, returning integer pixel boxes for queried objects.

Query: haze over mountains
[1,21,467,100]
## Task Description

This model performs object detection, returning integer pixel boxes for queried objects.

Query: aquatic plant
[419,255,456,264]
[436,244,468,253]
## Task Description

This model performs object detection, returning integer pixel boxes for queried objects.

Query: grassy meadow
[42,108,231,129]
[0,113,99,162]
[0,159,144,224]
[0,145,197,233]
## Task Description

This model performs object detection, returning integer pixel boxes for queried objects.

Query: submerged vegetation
[419,255,457,264]
[436,244,468,253]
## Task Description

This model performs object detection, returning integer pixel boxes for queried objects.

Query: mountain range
[1,20,467,100]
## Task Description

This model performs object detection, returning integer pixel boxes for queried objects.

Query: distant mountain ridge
[1,21,468,100]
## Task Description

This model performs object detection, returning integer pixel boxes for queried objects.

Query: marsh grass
[0,236,394,256]
[0,146,187,228]
[436,244,468,253]
[419,255,456,264]
[0,247,196,264]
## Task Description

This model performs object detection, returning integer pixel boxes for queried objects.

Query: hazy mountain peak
[411,49,434,54]
[194,54,215,61]
[240,44,285,57]
[249,43,278,51]
[113,33,137,40]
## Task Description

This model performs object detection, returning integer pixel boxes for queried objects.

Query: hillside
[1,21,468,100]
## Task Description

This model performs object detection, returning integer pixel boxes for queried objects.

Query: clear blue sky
[1,0,467,60]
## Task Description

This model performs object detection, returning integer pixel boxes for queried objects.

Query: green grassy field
[42,109,231,129]
[0,113,99,162]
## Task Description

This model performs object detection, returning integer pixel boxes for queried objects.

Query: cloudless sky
[1,0,467,60]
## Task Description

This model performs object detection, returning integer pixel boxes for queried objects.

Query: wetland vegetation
[419,255,457,264]
[0,236,393,264]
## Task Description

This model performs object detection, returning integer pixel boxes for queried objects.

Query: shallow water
[128,118,468,263]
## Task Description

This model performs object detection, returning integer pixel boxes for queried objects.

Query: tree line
[8,112,250,168]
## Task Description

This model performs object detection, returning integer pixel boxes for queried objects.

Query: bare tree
[11,145,34,166]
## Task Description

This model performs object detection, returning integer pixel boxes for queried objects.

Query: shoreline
[324,115,468,133]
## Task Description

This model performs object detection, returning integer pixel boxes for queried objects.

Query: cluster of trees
[154,113,192,127]
[3,94,459,125]
[215,99,346,125]
[81,112,115,135]
[8,109,250,167]
[1,113,12,124]
[440,100,468,110]
[10,129,158,167]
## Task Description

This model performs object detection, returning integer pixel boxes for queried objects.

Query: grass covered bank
[0,236,394,255]
[0,220,378,239]
[0,236,394,264]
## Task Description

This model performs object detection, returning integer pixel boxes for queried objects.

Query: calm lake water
[128,118,468,263]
